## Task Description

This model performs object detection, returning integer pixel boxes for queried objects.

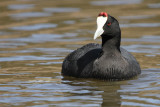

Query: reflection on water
[43,7,80,13]
[0,0,160,106]
[0,55,63,62]
[0,31,9,35]
[119,15,155,20]
[63,20,76,25]
[0,33,78,43]
[38,61,62,65]
[122,44,160,54]
[91,0,142,6]
[122,35,160,43]
[122,35,160,54]
[148,3,160,8]
[0,69,159,106]
[10,23,57,31]
[0,43,27,48]
[8,4,35,10]
[120,23,160,28]
[119,69,160,107]
[10,12,52,19]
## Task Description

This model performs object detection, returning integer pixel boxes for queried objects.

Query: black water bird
[62,12,141,80]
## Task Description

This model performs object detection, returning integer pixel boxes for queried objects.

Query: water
[0,0,160,106]
[91,0,143,6]
[10,12,52,19]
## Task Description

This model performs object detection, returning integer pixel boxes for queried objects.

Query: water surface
[0,0,160,106]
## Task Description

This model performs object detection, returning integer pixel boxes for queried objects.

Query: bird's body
[62,43,140,80]
[62,12,141,80]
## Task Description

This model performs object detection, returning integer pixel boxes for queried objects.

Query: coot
[62,12,141,80]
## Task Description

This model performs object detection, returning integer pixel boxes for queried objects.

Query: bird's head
[94,12,121,40]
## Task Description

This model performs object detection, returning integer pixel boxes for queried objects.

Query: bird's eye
[107,22,111,26]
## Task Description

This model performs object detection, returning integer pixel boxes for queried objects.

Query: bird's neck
[101,34,121,54]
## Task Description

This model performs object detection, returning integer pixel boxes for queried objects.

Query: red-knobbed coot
[62,12,141,80]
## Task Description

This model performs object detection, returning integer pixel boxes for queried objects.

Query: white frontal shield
[94,16,108,40]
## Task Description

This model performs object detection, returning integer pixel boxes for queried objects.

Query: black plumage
[62,12,141,80]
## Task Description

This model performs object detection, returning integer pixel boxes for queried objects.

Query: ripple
[143,94,160,98]
[29,48,73,54]
[145,54,156,57]
[0,55,64,62]
[63,20,76,25]
[1,34,63,43]
[142,35,160,39]
[119,15,155,20]
[43,7,80,13]
[10,23,57,31]
[38,61,62,65]
[0,96,101,104]
[10,12,52,19]
[0,72,31,76]
[0,94,19,97]
[0,48,73,55]
[122,101,160,107]
[0,87,20,91]
[122,44,160,53]
[122,35,160,43]
[119,69,160,106]
[1,69,159,106]
[0,43,27,48]
[122,35,160,54]
[53,102,101,107]
[120,23,160,28]
[8,4,34,10]
[0,33,78,43]
[118,69,160,92]
[91,0,142,6]
[121,95,160,104]
[0,31,10,35]
[148,3,160,8]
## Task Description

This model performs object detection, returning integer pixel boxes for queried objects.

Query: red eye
[107,22,111,26]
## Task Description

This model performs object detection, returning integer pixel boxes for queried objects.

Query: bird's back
[120,48,141,75]
[62,44,141,79]
[62,43,101,77]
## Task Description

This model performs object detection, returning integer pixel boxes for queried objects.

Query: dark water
[0,0,160,106]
